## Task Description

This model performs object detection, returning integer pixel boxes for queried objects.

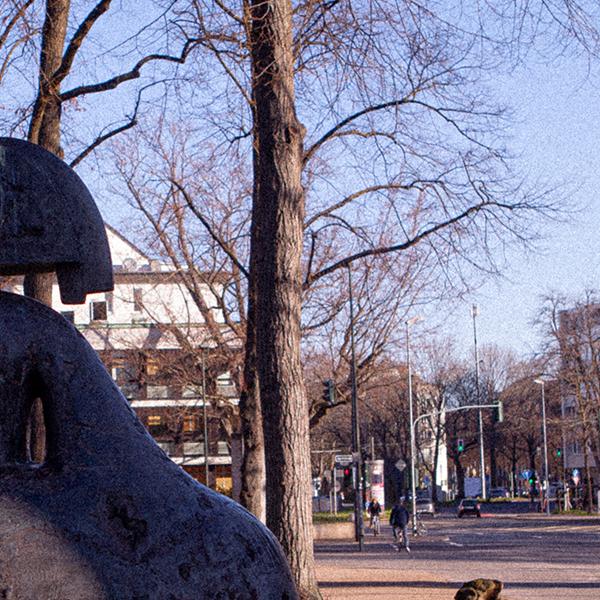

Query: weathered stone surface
[0,138,113,303]
[0,291,297,599]
[454,578,503,600]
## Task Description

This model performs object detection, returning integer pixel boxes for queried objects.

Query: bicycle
[413,515,427,536]
[371,514,381,536]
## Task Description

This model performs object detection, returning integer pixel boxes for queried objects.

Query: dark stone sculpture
[0,137,113,303]
[0,138,297,598]
[0,292,297,598]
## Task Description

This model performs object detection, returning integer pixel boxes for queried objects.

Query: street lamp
[201,351,209,488]
[406,315,422,534]
[347,265,364,550]
[534,378,551,516]
[471,304,487,501]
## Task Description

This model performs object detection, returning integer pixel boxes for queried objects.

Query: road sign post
[335,454,353,466]
[395,459,406,472]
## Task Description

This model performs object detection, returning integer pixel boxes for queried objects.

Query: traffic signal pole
[405,316,422,535]
[472,305,487,501]
[413,402,503,500]
[406,320,418,535]
[540,382,551,516]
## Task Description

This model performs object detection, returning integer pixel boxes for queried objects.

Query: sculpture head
[0,137,113,303]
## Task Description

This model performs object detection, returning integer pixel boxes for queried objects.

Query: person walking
[390,499,410,553]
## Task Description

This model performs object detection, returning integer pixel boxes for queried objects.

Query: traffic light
[322,379,336,405]
[493,401,504,423]
[342,466,353,487]
[556,448,562,457]
[457,439,464,453]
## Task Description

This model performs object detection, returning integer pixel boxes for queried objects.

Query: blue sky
[78,13,600,363]
[440,53,600,358]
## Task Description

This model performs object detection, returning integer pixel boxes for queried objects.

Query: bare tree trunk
[584,444,593,514]
[28,0,68,155]
[239,298,266,521]
[430,422,442,503]
[24,0,70,462]
[248,0,318,596]
[511,438,518,496]
[25,0,68,303]
[430,448,439,503]
[453,455,465,499]
[489,422,498,488]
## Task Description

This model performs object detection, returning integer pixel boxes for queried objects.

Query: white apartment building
[4,224,241,496]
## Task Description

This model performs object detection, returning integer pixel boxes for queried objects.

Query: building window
[147,385,169,399]
[182,386,201,398]
[61,310,75,323]
[147,415,162,427]
[183,415,197,432]
[216,372,234,387]
[106,291,114,313]
[216,372,236,397]
[183,442,205,456]
[119,384,139,400]
[156,441,174,456]
[133,288,143,312]
[146,357,159,376]
[90,300,107,321]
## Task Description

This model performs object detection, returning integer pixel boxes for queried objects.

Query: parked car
[489,487,510,499]
[415,498,435,516]
[404,489,431,502]
[457,498,481,518]
[547,483,563,501]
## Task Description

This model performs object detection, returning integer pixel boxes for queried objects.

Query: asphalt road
[316,503,600,599]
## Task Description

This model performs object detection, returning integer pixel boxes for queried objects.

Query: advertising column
[367,459,385,508]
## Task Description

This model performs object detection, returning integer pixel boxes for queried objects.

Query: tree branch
[68,81,162,167]
[53,0,113,86]
[170,179,250,279]
[305,182,427,229]
[304,200,514,288]
[304,96,501,165]
[304,98,413,165]
[213,0,245,25]
[0,0,35,51]
[70,119,135,168]
[60,37,200,101]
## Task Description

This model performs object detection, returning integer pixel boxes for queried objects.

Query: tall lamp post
[534,378,551,516]
[471,304,487,500]
[406,315,422,534]
[201,351,209,488]
[347,266,364,550]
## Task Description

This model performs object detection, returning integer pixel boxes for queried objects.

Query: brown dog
[454,578,503,600]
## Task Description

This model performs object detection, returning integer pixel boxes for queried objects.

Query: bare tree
[106,1,596,593]
[540,292,600,511]
[4,0,202,466]
[414,338,464,503]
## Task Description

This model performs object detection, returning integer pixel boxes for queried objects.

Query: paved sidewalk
[316,563,458,600]
[315,538,460,600]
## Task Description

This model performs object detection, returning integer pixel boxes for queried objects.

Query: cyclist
[390,499,410,552]
[367,498,382,534]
